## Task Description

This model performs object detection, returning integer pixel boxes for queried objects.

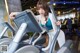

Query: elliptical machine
[6,9,43,53]
[6,9,77,53]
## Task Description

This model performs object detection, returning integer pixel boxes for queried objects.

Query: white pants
[47,30,65,48]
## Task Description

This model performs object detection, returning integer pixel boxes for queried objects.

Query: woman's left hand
[56,21,61,26]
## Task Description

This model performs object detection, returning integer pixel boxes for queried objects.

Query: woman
[35,0,65,50]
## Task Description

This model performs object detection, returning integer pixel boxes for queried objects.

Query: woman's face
[37,8,46,16]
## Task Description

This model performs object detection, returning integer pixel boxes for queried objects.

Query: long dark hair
[36,0,50,16]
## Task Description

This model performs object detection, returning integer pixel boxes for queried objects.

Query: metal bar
[0,27,8,38]
[7,23,27,53]
[48,3,60,53]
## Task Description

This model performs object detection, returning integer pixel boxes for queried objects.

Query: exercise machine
[6,9,77,53]
[6,9,43,53]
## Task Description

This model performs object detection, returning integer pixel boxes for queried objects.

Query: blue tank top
[40,18,53,30]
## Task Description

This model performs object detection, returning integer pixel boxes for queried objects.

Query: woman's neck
[41,15,48,21]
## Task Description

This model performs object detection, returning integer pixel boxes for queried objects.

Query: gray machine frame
[0,22,15,38]
[6,9,43,53]
[6,9,77,53]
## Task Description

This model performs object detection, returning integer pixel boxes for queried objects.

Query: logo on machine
[0,45,8,53]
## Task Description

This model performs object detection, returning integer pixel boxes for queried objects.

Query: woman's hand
[9,12,20,19]
[56,21,61,26]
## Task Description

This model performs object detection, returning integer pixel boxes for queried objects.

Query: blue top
[40,18,53,30]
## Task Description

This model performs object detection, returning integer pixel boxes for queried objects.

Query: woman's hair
[36,0,50,16]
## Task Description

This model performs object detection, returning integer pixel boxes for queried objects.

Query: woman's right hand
[9,12,20,20]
